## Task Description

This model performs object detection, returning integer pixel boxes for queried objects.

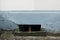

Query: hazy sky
[0,0,60,10]
[0,0,34,10]
[35,0,60,10]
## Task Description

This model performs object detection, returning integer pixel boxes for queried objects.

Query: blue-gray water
[0,11,60,32]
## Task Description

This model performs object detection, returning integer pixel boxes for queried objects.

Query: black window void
[18,24,41,32]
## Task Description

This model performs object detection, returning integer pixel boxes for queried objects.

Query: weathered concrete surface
[0,36,60,40]
[14,36,60,40]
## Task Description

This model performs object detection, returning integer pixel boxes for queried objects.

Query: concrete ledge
[14,31,47,36]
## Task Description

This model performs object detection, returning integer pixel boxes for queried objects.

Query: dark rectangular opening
[18,24,41,32]
[31,25,40,31]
